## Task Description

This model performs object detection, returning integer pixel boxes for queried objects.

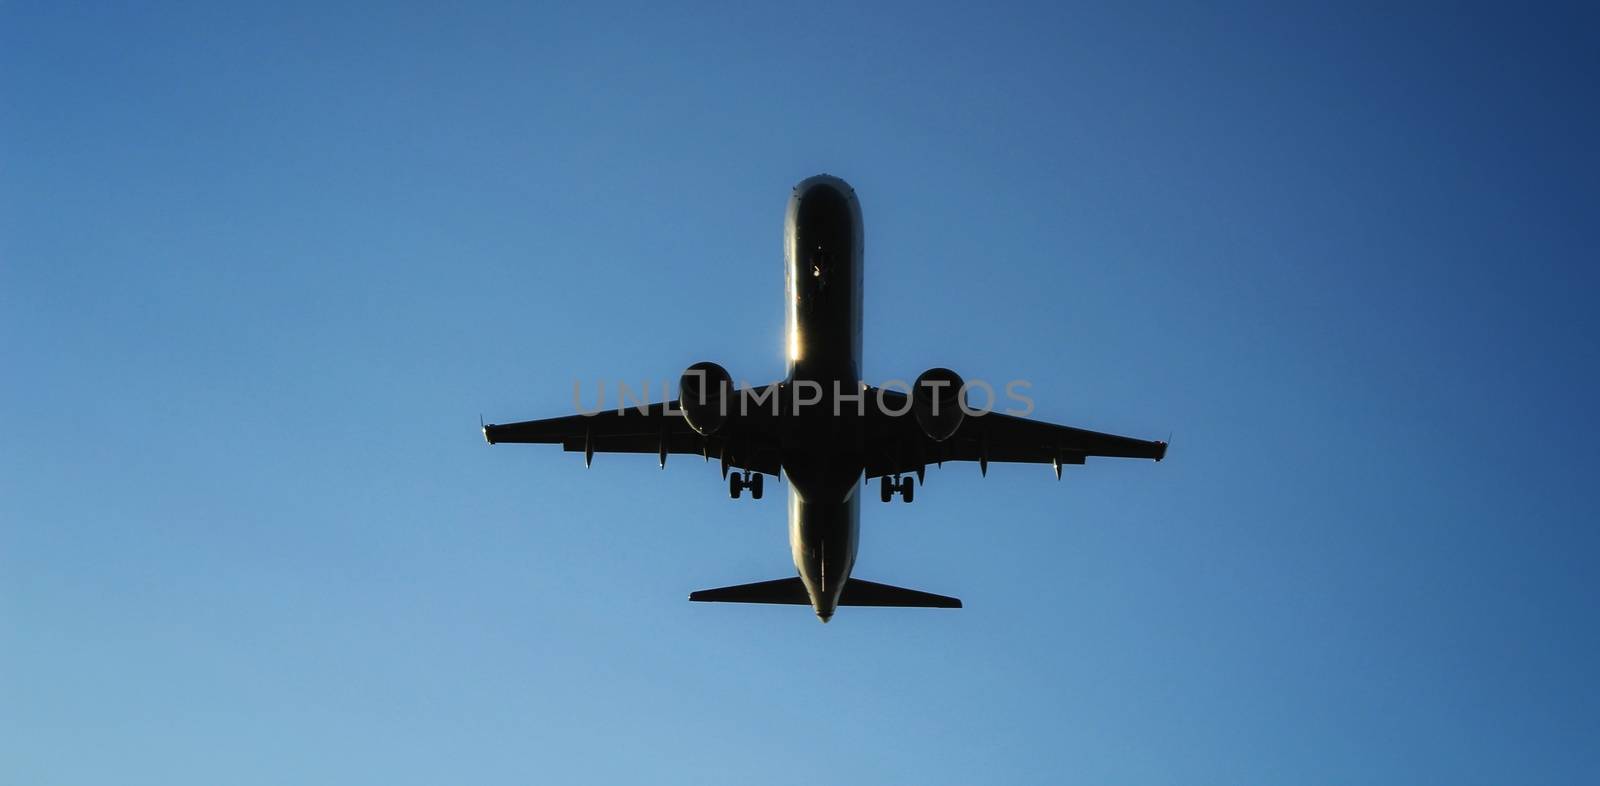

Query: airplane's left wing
[862,387,1166,479]
[484,399,782,475]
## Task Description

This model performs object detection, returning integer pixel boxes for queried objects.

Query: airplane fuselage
[782,175,865,622]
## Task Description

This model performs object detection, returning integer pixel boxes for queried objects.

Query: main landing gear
[729,471,764,500]
[879,475,914,503]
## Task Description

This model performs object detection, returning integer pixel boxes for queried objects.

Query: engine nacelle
[679,361,733,436]
[912,367,966,442]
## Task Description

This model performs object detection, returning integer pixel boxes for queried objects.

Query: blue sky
[3,2,1596,784]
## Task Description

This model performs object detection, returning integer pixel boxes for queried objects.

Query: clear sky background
[3,2,1597,784]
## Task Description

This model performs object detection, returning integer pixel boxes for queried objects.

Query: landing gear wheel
[880,475,894,503]
[729,472,762,500]
[901,478,914,504]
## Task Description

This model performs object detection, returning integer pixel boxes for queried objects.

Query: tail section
[689,577,961,609]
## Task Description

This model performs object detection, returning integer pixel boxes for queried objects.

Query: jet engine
[912,367,965,442]
[679,361,733,436]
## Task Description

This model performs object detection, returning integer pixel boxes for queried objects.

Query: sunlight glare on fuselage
[786,262,802,362]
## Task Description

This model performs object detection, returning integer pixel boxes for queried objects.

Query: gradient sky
[3,2,1597,784]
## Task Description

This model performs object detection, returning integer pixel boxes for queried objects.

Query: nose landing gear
[879,474,914,503]
[729,471,764,500]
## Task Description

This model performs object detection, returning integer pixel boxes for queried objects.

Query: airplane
[482,174,1168,622]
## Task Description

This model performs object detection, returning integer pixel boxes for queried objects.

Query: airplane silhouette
[484,175,1167,621]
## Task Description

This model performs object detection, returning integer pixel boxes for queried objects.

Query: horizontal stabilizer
[839,578,962,608]
[689,577,961,608]
[689,577,809,605]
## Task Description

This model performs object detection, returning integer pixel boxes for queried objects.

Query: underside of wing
[862,387,1166,478]
[483,397,782,475]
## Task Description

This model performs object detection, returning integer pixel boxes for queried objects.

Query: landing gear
[879,474,914,503]
[729,471,764,500]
